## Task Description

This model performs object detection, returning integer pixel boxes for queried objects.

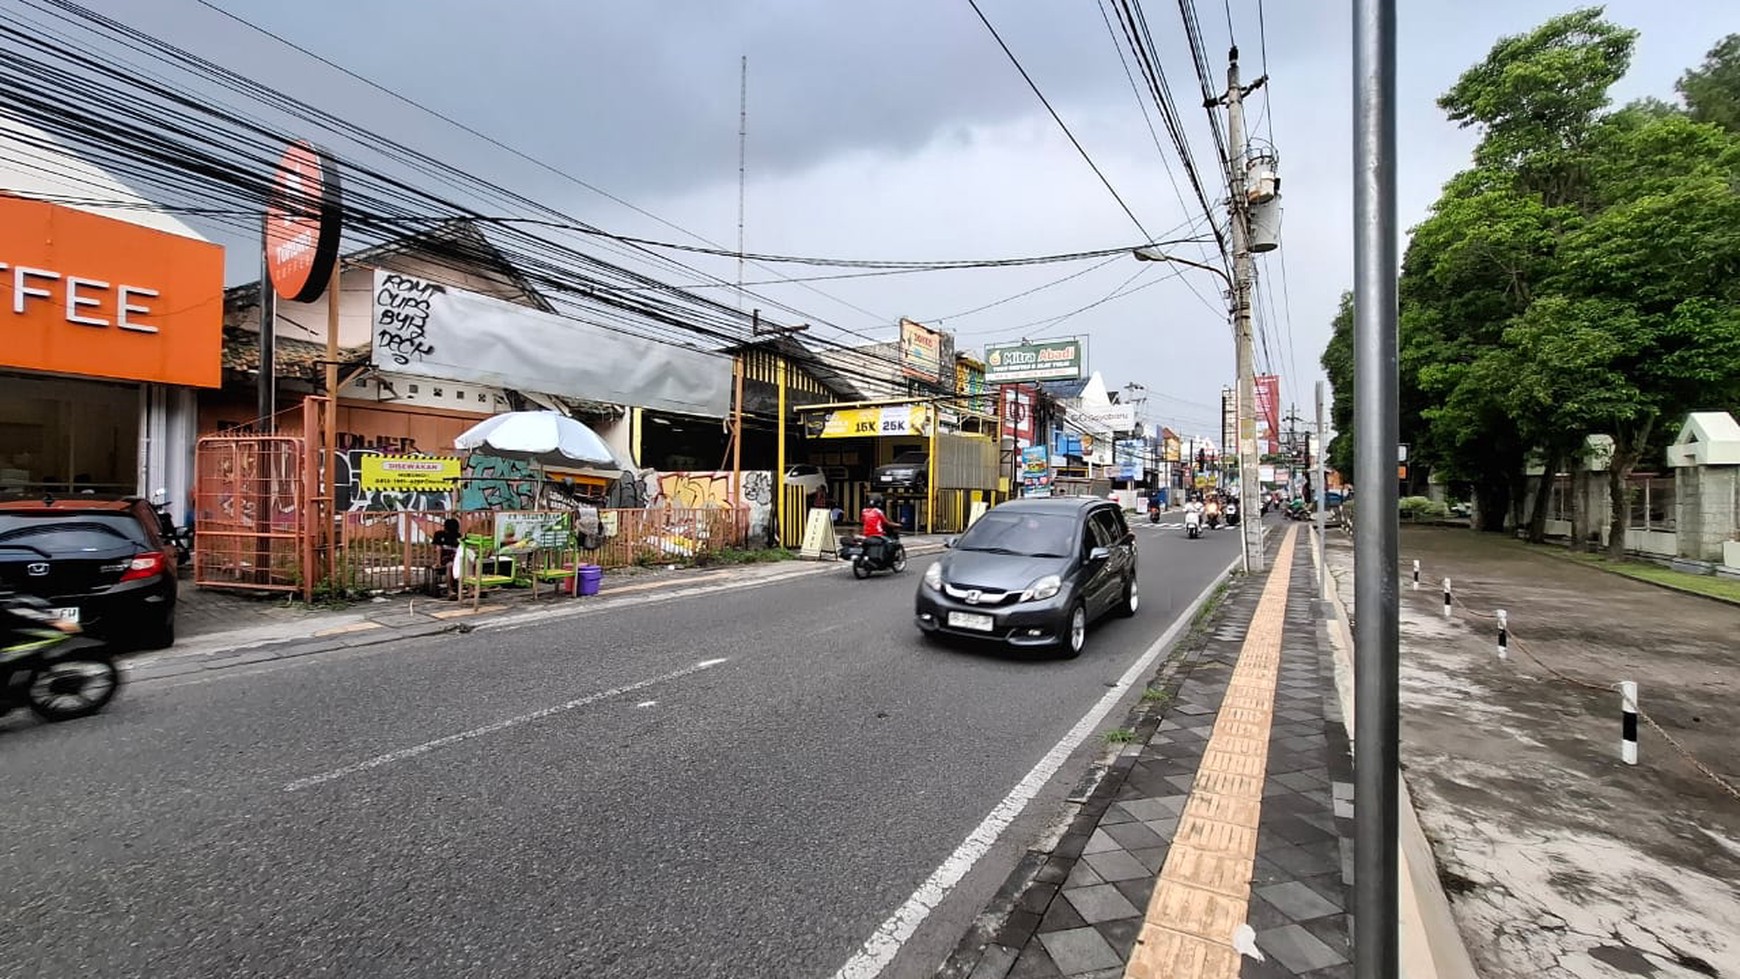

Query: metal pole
[1225,52,1264,574]
[731,354,744,508]
[257,238,276,432]
[1352,0,1400,977]
[324,262,340,588]
[1315,380,1327,597]
[776,358,787,546]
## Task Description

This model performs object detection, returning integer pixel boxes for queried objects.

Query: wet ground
[1329,526,1740,978]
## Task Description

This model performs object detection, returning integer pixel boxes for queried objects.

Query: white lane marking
[828,555,1241,979]
[283,658,730,792]
[634,700,658,709]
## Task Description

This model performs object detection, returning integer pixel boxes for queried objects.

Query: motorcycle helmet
[868,494,886,510]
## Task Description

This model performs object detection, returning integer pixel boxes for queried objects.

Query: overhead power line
[966,0,1154,241]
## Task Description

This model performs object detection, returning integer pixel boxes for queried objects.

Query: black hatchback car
[0,497,178,649]
[915,497,1137,657]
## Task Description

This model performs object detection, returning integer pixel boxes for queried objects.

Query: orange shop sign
[0,195,223,388]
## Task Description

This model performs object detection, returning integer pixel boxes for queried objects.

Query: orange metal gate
[192,434,312,595]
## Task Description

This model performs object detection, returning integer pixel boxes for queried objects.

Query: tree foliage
[1328,8,1740,552]
[1676,33,1740,133]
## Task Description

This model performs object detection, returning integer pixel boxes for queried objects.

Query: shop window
[0,374,139,496]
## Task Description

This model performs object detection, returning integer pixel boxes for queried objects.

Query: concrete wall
[1675,465,1740,564]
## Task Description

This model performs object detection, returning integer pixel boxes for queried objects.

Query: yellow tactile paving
[1125,524,1298,979]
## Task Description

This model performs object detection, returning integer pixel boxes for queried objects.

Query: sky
[73,0,1738,442]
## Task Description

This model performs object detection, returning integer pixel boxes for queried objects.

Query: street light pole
[1353,0,1401,977]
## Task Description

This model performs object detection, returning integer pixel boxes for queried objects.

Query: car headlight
[924,562,943,589]
[1022,574,1062,602]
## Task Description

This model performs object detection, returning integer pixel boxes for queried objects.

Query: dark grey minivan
[914,497,1137,657]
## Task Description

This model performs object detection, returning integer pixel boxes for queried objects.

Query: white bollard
[1413,559,1421,591]
[1443,577,1453,619]
[1621,681,1639,765]
[1496,609,1508,660]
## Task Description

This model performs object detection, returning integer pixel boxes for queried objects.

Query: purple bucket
[577,565,603,597]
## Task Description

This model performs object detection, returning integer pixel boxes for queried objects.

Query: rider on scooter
[860,495,899,563]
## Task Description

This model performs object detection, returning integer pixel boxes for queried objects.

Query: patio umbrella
[454,410,619,468]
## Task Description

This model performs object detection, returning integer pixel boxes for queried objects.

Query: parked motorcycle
[1,592,121,723]
[839,535,907,578]
[149,489,191,566]
[1184,507,1203,539]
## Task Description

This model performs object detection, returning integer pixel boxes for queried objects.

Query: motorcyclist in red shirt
[860,495,898,562]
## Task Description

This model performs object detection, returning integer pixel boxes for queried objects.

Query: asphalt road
[0,518,1245,979]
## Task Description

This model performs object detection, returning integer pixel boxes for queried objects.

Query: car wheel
[1118,578,1139,617]
[139,613,176,650]
[1061,602,1087,659]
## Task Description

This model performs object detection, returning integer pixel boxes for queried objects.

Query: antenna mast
[737,55,747,313]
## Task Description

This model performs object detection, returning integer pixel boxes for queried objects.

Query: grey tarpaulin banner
[370,270,733,418]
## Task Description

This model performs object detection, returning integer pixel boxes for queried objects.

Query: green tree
[1676,33,1740,133]
[1319,292,1354,477]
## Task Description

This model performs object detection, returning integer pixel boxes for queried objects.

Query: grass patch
[1183,579,1232,647]
[1101,727,1138,745]
[1140,686,1173,704]
[693,546,795,567]
[1554,549,1740,604]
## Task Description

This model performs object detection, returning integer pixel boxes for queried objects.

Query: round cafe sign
[265,141,343,303]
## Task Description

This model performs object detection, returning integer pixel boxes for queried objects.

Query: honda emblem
[965,590,982,605]
[26,562,49,576]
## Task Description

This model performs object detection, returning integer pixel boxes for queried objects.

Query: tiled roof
[221,325,369,381]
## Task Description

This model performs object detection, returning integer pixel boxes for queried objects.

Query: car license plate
[53,607,79,623]
[947,611,994,632]
[881,475,895,482]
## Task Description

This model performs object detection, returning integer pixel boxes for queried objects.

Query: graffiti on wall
[648,470,773,540]
[460,453,537,511]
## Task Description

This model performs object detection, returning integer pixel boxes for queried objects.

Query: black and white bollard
[1443,577,1453,619]
[1621,681,1639,765]
[1496,610,1508,660]
[1413,559,1421,591]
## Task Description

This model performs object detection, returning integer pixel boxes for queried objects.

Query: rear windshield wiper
[0,542,52,558]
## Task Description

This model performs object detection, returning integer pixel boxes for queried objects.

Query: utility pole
[1225,49,1265,573]
[1314,381,1327,595]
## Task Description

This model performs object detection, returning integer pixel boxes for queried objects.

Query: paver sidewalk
[1330,527,1740,978]
[939,525,1357,979]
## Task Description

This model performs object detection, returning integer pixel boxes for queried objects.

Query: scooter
[149,489,191,566]
[1225,500,1240,527]
[1183,507,1203,539]
[839,534,908,578]
[1,592,121,723]
[1205,507,1222,531]
[1148,502,1162,525]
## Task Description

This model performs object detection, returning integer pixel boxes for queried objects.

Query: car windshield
[0,513,149,548]
[891,453,926,465]
[954,511,1078,558]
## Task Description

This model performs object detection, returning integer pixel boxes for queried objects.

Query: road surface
[0,519,1244,979]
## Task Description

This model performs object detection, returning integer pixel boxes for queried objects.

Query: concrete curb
[130,545,948,683]
[1312,528,1479,979]
[1521,543,1740,609]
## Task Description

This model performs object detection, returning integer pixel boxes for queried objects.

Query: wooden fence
[338,506,749,594]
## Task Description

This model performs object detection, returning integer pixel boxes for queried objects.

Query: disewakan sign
[358,455,461,491]
[983,339,1085,384]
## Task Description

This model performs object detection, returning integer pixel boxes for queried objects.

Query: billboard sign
[1256,374,1282,455]
[899,318,944,382]
[1020,445,1053,498]
[817,403,934,439]
[983,338,1085,384]
[1000,384,1037,448]
[1074,403,1136,433]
